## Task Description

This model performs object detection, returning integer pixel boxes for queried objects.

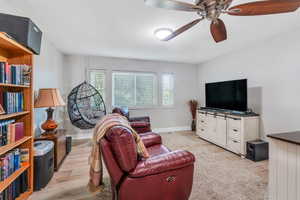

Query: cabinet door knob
[233,129,238,132]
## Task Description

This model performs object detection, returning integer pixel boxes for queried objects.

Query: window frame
[112,71,158,109]
[86,68,107,103]
[161,73,175,108]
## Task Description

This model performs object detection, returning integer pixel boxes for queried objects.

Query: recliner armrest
[139,132,162,147]
[130,121,151,134]
[129,116,150,123]
[129,150,195,178]
[130,121,150,128]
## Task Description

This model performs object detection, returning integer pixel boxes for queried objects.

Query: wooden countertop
[267,131,300,145]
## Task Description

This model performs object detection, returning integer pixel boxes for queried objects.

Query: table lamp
[35,88,65,133]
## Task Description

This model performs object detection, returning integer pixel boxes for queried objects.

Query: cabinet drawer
[197,118,206,127]
[228,128,241,141]
[198,127,206,134]
[227,138,241,154]
[197,127,207,139]
[228,117,241,130]
[198,113,206,120]
[198,118,207,126]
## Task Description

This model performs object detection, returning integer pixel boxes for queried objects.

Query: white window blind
[112,72,157,107]
[162,74,174,106]
[88,69,106,100]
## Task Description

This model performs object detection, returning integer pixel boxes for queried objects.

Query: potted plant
[188,100,198,131]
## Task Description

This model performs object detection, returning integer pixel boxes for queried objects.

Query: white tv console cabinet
[196,109,260,157]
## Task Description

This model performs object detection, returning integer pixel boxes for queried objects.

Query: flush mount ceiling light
[154,28,173,41]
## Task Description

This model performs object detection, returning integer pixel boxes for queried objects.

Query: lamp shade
[35,88,65,108]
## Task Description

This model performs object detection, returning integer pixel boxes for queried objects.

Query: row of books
[0,62,31,86]
[0,148,29,180]
[0,149,21,181]
[0,148,29,200]
[0,121,24,147]
[0,171,28,200]
[0,92,24,114]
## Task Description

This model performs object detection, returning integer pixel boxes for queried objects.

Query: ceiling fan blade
[144,0,200,11]
[227,0,300,16]
[210,19,227,43]
[163,18,203,41]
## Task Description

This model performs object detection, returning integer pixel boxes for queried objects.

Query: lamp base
[41,107,58,132]
[41,119,58,132]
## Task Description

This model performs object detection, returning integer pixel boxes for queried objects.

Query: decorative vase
[191,119,196,131]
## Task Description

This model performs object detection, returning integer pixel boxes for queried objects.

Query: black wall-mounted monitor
[205,79,247,111]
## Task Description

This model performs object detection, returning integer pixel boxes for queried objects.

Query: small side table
[35,129,67,171]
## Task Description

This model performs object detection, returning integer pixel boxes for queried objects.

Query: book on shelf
[0,148,29,199]
[0,148,21,181]
[19,149,29,163]
[0,91,24,115]
[0,171,28,200]
[0,121,24,147]
[0,62,31,86]
[0,105,4,115]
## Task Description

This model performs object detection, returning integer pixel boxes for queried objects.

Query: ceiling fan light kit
[154,28,173,40]
[145,0,300,42]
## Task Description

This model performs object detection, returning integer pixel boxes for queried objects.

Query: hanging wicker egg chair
[67,81,106,129]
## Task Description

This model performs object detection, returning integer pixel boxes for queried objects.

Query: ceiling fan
[145,0,300,42]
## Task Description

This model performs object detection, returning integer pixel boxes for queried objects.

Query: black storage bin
[34,140,54,191]
[66,136,72,154]
[0,13,42,54]
[246,140,269,162]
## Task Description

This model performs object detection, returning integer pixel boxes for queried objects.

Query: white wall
[0,0,65,136]
[198,28,300,138]
[34,38,65,136]
[6,0,300,139]
[63,55,198,138]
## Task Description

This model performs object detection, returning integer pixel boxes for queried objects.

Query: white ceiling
[21,0,300,64]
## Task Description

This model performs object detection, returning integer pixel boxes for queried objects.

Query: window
[112,72,157,107]
[162,74,174,106]
[88,69,106,100]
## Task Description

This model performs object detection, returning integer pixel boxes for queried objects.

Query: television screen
[205,79,247,111]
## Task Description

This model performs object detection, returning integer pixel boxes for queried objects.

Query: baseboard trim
[70,126,191,140]
[152,126,191,133]
[69,130,93,140]
[72,134,93,140]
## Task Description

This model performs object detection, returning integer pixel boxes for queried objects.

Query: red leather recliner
[101,126,195,200]
[112,107,151,133]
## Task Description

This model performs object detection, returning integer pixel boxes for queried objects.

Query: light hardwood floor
[30,131,268,200]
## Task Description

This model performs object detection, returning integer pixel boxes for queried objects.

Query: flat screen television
[205,79,247,111]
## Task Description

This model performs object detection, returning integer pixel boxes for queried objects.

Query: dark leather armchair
[112,107,151,133]
[101,126,195,200]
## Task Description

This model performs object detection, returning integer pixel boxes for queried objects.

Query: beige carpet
[30,131,268,200]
